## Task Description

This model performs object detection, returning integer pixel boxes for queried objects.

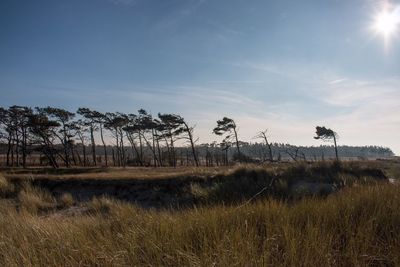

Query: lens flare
[374,10,398,36]
[371,2,400,48]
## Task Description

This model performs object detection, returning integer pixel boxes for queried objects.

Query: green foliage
[314,126,337,140]
[212,117,236,136]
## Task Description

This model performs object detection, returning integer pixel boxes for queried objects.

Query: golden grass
[0,173,14,196]
[58,193,74,208]
[18,183,56,214]
[1,183,400,266]
[3,166,233,181]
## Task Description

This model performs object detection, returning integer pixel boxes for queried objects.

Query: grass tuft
[18,183,56,214]
[58,193,74,207]
[0,173,15,197]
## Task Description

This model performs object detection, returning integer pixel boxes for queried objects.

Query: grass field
[1,160,400,266]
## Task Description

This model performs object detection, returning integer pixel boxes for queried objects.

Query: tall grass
[1,183,399,266]
[0,173,14,197]
[18,183,56,214]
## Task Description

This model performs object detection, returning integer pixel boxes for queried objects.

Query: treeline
[0,105,394,168]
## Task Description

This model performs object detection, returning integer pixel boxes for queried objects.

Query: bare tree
[255,129,273,162]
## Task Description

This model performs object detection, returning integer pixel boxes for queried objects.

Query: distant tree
[91,110,109,166]
[255,129,273,162]
[220,140,231,166]
[174,116,199,167]
[71,119,88,166]
[0,106,34,167]
[157,113,185,167]
[122,113,143,166]
[10,106,32,168]
[136,109,160,167]
[77,108,100,166]
[213,117,241,159]
[285,146,306,162]
[314,126,339,161]
[104,112,129,167]
[28,111,61,168]
[0,107,13,166]
[39,107,75,167]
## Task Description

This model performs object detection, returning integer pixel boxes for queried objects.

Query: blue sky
[1,0,400,153]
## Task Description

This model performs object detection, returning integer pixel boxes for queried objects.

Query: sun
[374,10,397,36]
[373,9,398,38]
[371,3,400,43]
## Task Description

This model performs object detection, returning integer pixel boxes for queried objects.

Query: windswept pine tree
[77,108,100,166]
[0,106,33,167]
[37,107,75,167]
[157,113,187,167]
[28,110,61,168]
[213,117,241,160]
[104,112,129,167]
[314,126,339,162]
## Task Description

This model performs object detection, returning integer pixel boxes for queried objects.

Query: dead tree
[255,129,274,162]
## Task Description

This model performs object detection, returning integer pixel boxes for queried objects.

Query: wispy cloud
[33,65,400,154]
[318,78,399,107]
[329,78,348,85]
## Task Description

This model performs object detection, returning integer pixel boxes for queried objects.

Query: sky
[0,0,400,154]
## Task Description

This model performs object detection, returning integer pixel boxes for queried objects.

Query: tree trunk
[184,122,199,167]
[333,136,339,162]
[156,136,163,167]
[141,132,159,167]
[22,128,27,168]
[138,131,143,164]
[261,132,273,162]
[119,129,126,167]
[6,134,11,166]
[233,128,241,158]
[90,126,96,166]
[99,125,108,166]
[15,129,20,167]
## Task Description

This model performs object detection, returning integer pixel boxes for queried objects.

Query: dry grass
[0,161,399,266]
[0,183,399,266]
[0,173,15,197]
[58,193,74,208]
[2,166,232,181]
[18,183,56,214]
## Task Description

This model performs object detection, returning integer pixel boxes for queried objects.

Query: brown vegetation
[0,161,399,266]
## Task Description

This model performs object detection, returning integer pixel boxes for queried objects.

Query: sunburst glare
[371,2,400,48]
